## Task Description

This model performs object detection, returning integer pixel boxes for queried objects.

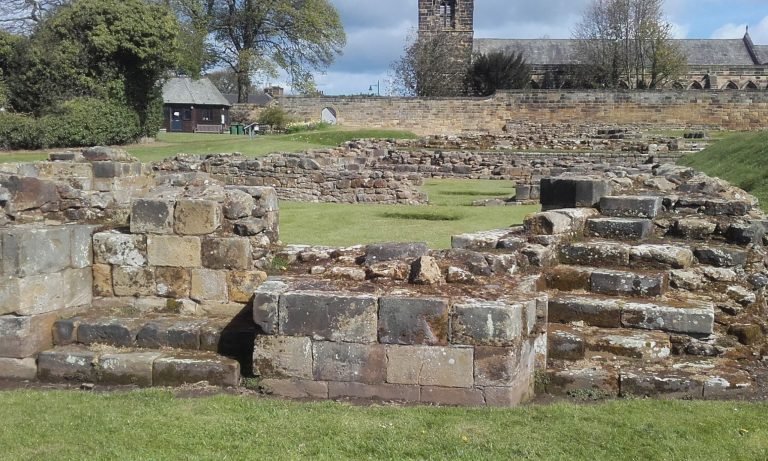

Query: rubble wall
[277,90,768,135]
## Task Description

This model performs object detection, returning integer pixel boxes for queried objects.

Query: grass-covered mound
[678,131,768,206]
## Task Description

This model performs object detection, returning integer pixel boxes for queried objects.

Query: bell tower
[417,0,475,93]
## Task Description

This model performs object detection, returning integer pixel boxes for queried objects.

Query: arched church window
[438,0,455,28]
[689,81,703,90]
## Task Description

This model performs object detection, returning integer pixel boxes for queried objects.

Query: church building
[418,0,768,90]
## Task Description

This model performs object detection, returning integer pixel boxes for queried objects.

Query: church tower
[418,0,475,93]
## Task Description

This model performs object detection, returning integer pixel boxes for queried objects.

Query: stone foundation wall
[277,90,768,135]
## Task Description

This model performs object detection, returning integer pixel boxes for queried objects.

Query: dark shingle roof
[222,92,273,106]
[474,37,764,67]
[162,77,231,107]
[755,45,768,64]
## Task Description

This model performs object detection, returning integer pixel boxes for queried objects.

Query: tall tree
[573,0,686,89]
[166,0,345,102]
[0,0,68,34]
[466,51,530,96]
[391,29,468,97]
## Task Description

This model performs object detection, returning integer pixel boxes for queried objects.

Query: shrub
[257,106,291,131]
[41,98,142,148]
[284,121,332,134]
[0,112,41,150]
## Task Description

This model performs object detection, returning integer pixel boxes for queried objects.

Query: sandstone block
[366,261,410,280]
[202,237,252,270]
[409,256,443,285]
[313,342,387,384]
[130,199,175,234]
[233,218,267,237]
[599,196,663,218]
[223,189,256,220]
[622,302,714,335]
[547,327,586,360]
[452,300,523,346]
[590,269,666,297]
[254,336,313,380]
[259,378,329,399]
[484,384,533,407]
[587,218,653,240]
[38,347,98,382]
[674,218,716,239]
[147,235,202,267]
[112,266,155,297]
[1,226,71,277]
[1,176,60,212]
[0,357,37,380]
[190,269,228,302]
[93,232,147,267]
[378,297,449,346]
[327,382,420,402]
[474,345,527,386]
[545,367,619,396]
[252,280,289,334]
[420,387,485,406]
[619,370,702,397]
[589,330,671,360]
[629,244,694,269]
[70,225,96,269]
[153,352,240,387]
[228,270,267,303]
[386,345,473,388]
[174,200,222,235]
[0,310,72,358]
[93,264,113,297]
[523,211,573,235]
[548,296,622,328]
[279,292,378,343]
[364,242,429,265]
[540,177,613,210]
[155,267,191,298]
[98,352,163,387]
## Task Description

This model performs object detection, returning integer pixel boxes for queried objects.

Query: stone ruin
[0,140,766,406]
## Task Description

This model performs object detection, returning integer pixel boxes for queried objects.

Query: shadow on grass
[380,210,465,221]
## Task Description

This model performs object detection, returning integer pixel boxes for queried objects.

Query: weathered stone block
[93,232,147,267]
[254,336,313,380]
[252,280,289,334]
[559,242,629,267]
[420,387,485,406]
[327,382,421,402]
[136,319,204,349]
[693,247,748,268]
[147,235,202,268]
[452,300,523,346]
[130,199,175,234]
[98,352,163,387]
[386,345,474,388]
[259,378,329,399]
[38,347,98,382]
[599,196,662,218]
[523,211,573,235]
[53,317,79,346]
[704,199,751,217]
[545,367,619,396]
[313,341,387,384]
[1,176,60,212]
[620,370,702,397]
[540,177,613,210]
[279,292,378,343]
[378,297,449,346]
[588,330,671,360]
[409,256,443,285]
[174,200,222,235]
[590,269,666,297]
[587,218,653,240]
[484,384,533,407]
[77,317,143,347]
[622,302,714,335]
[112,266,155,297]
[544,266,592,291]
[223,189,256,220]
[727,223,765,245]
[0,357,37,380]
[93,264,113,297]
[154,267,191,298]
[1,226,71,277]
[70,225,96,269]
[548,296,622,328]
[674,218,716,239]
[629,244,694,269]
[190,269,228,302]
[474,345,526,386]
[364,242,429,265]
[153,352,240,387]
[227,270,267,303]
[547,327,586,360]
[0,310,73,358]
[202,238,252,270]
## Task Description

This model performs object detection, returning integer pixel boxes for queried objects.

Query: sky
[288,0,768,95]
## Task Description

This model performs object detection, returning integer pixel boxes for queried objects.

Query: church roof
[474,37,765,67]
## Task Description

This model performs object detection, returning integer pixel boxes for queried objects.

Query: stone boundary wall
[276,90,768,134]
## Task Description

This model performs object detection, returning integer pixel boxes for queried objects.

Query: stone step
[559,241,694,269]
[36,345,240,388]
[599,195,663,219]
[545,266,668,297]
[548,295,714,335]
[548,324,671,361]
[586,217,654,241]
[542,358,751,398]
[53,314,256,374]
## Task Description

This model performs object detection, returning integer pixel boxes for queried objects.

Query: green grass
[678,131,768,206]
[0,390,766,460]
[280,179,535,248]
[0,128,418,164]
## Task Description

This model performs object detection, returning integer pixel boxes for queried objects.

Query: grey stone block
[547,328,586,361]
[174,200,223,235]
[252,280,289,334]
[202,237,252,270]
[620,370,703,397]
[587,218,653,240]
[98,352,163,387]
[559,242,630,266]
[38,347,98,382]
[70,225,96,269]
[364,242,429,265]
[130,199,175,234]
[452,300,523,346]
[153,352,240,387]
[548,296,622,328]
[0,357,37,380]
[704,199,751,217]
[93,232,147,267]
[694,247,749,268]
[254,336,313,380]
[312,341,386,384]
[378,297,449,345]
[77,317,143,347]
[1,226,72,277]
[599,196,663,218]
[523,211,573,235]
[622,302,714,335]
[629,244,694,269]
[386,345,474,388]
[279,291,378,343]
[136,319,204,350]
[540,177,613,210]
[590,269,666,297]
[727,223,765,245]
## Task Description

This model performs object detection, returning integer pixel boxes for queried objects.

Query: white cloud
[712,16,768,42]
[670,22,690,39]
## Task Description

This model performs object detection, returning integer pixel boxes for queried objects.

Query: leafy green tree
[7,0,179,135]
[165,0,346,102]
[466,51,530,96]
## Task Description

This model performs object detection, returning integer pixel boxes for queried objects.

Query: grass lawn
[0,389,766,460]
[280,179,537,248]
[0,127,418,164]
[678,131,768,206]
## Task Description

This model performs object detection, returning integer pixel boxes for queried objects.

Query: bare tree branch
[0,0,68,34]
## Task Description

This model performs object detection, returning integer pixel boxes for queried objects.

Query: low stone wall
[278,90,768,135]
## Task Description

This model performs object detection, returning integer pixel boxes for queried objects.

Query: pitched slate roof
[162,77,232,107]
[474,36,765,67]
